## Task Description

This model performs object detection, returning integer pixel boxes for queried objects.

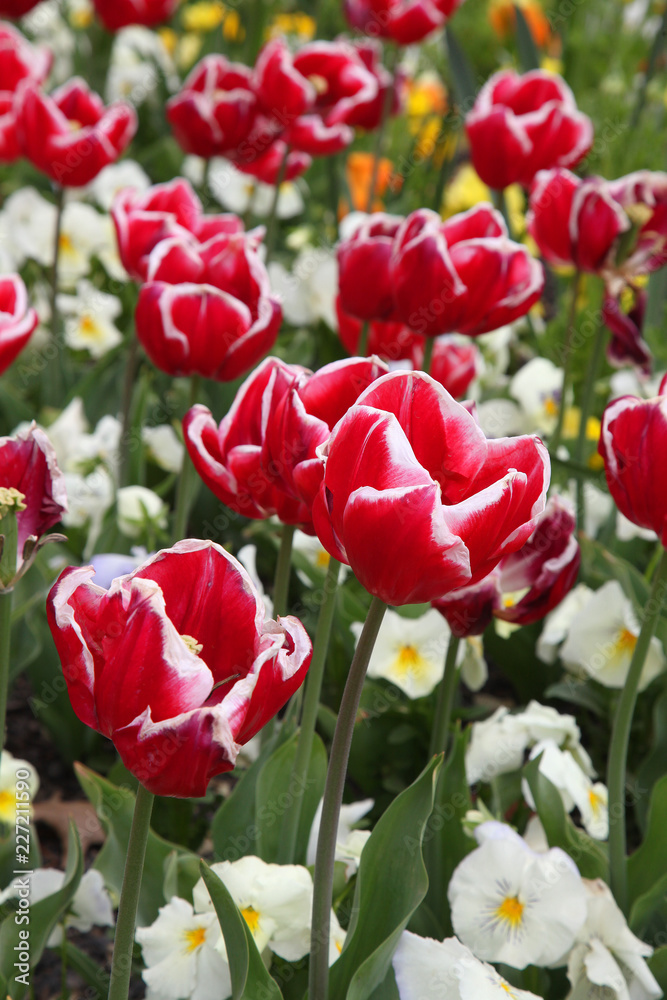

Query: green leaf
[648,945,667,994]
[255,731,327,865]
[0,822,83,1000]
[163,850,202,905]
[514,3,540,70]
[629,870,667,939]
[636,688,667,831]
[329,755,442,1000]
[628,773,667,910]
[523,757,608,880]
[63,941,110,998]
[199,860,283,1000]
[445,27,478,110]
[75,763,194,925]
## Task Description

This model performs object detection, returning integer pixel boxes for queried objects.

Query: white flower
[0,752,39,825]
[62,467,115,558]
[522,740,608,840]
[136,896,231,1000]
[58,279,124,358]
[269,251,337,330]
[116,486,167,539]
[203,157,304,219]
[307,797,374,874]
[392,931,543,1000]
[106,26,178,106]
[616,511,657,542]
[292,529,349,584]
[353,609,450,700]
[448,821,587,968]
[560,580,666,690]
[142,424,184,474]
[475,398,524,439]
[85,161,151,211]
[0,188,56,269]
[0,869,114,947]
[329,909,347,966]
[21,1,75,83]
[236,544,273,620]
[59,202,118,287]
[192,856,313,962]
[567,879,662,1000]
[510,357,565,435]
[536,584,594,664]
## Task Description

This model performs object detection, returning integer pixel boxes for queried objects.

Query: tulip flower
[338,213,404,322]
[311,370,550,606]
[390,205,544,337]
[336,298,419,360]
[46,539,312,797]
[602,287,651,375]
[343,0,465,46]
[91,0,179,31]
[466,69,593,191]
[18,78,137,187]
[0,0,41,15]
[0,23,51,163]
[598,378,667,545]
[0,274,38,377]
[433,495,580,636]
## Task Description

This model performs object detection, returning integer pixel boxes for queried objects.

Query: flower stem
[45,184,65,406]
[422,336,435,376]
[574,315,606,530]
[429,633,461,758]
[273,523,296,619]
[366,46,397,213]
[357,320,370,356]
[119,336,140,488]
[107,783,155,1000]
[309,595,387,1000]
[264,146,291,265]
[607,547,667,915]
[0,588,12,764]
[278,557,341,864]
[172,375,200,543]
[551,270,581,454]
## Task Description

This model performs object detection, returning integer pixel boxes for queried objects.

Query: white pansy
[448,821,587,968]
[117,486,167,539]
[292,530,349,584]
[106,26,178,106]
[458,635,488,692]
[352,608,450,700]
[307,797,374,874]
[21,1,75,82]
[0,869,114,947]
[58,280,124,358]
[523,740,608,840]
[510,357,565,435]
[136,897,231,1000]
[537,584,594,664]
[62,467,115,558]
[475,398,524,439]
[59,202,118,287]
[269,249,337,330]
[85,161,151,211]
[616,511,657,542]
[567,878,661,1000]
[560,580,666,690]
[393,931,543,1000]
[0,752,39,825]
[609,369,665,401]
[474,325,514,390]
[329,909,347,966]
[72,415,123,478]
[193,856,313,962]
[205,157,304,219]
[44,398,88,471]
[0,188,57,269]
[522,815,549,853]
[142,424,184,474]
[236,544,273,620]
[563,478,614,539]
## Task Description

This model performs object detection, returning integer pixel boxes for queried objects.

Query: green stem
[45,185,65,406]
[429,633,461,758]
[551,271,581,454]
[357,320,370,357]
[119,336,139,488]
[309,596,387,1000]
[278,557,341,864]
[574,315,606,530]
[107,783,155,1000]
[422,337,435,376]
[272,523,295,619]
[608,548,667,915]
[172,375,200,543]
[491,187,512,236]
[366,46,397,213]
[0,589,11,763]
[431,117,456,214]
[627,5,667,137]
[264,146,291,264]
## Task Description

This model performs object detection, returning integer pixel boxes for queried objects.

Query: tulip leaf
[75,763,195,926]
[0,821,83,1000]
[514,4,541,71]
[445,27,479,110]
[199,860,283,1000]
[254,730,327,865]
[211,722,294,862]
[523,756,608,880]
[328,755,442,1000]
[648,945,667,993]
[627,773,667,910]
[629,869,667,939]
[635,687,667,832]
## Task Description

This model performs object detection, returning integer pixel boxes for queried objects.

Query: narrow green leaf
[445,27,478,110]
[649,945,667,993]
[629,870,667,938]
[329,755,442,1000]
[628,773,667,909]
[63,941,111,998]
[514,4,540,70]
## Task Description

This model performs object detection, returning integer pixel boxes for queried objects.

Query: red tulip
[390,204,544,337]
[433,495,580,636]
[0,274,38,376]
[233,140,312,185]
[91,0,179,30]
[607,171,667,278]
[112,178,245,282]
[291,40,381,136]
[311,370,550,605]
[348,39,405,130]
[0,22,51,163]
[254,38,315,125]
[338,212,404,322]
[343,0,465,46]
[46,540,312,797]
[336,296,419,360]
[167,55,259,159]
[598,380,667,546]
[602,288,651,376]
[0,424,67,587]
[0,0,41,16]
[18,78,136,187]
[466,69,593,190]
[429,335,480,399]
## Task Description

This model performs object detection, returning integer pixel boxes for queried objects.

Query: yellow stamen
[615,627,637,655]
[0,488,26,517]
[241,906,260,934]
[59,233,75,255]
[181,634,204,655]
[184,926,207,951]
[315,550,330,569]
[625,203,653,228]
[544,396,559,418]
[588,788,603,815]
[308,74,329,96]
[495,895,524,928]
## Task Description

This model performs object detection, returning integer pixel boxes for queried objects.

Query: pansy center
[184,926,207,952]
[496,895,524,928]
[241,905,260,934]
[615,627,637,655]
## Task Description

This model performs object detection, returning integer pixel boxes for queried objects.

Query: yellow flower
[268,12,316,40]
[158,27,178,55]
[69,0,94,29]
[222,9,245,40]
[176,32,203,70]
[541,56,564,75]
[406,72,448,125]
[489,0,551,47]
[181,0,225,32]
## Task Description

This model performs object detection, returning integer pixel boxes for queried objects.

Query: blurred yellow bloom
[177,32,203,69]
[343,152,402,214]
[406,72,447,126]
[541,56,564,75]
[69,0,94,29]
[223,9,245,40]
[268,13,316,40]
[441,164,526,234]
[489,0,551,47]
[563,408,603,460]
[158,27,179,55]
[182,0,225,31]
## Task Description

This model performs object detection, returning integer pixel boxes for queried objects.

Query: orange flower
[342,152,403,214]
[489,0,551,48]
